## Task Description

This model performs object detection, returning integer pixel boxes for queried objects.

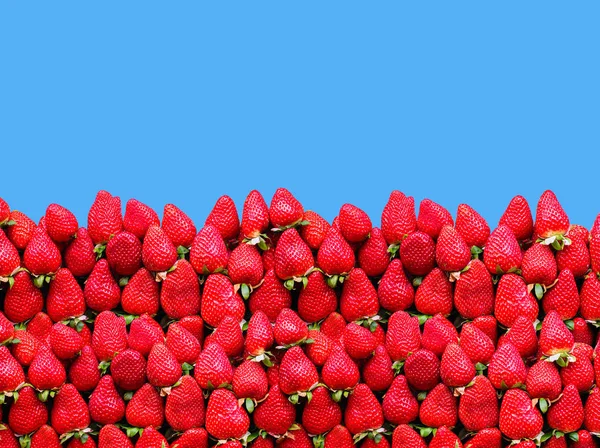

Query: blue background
[1,2,598,229]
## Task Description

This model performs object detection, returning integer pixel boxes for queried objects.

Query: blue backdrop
[1,2,598,228]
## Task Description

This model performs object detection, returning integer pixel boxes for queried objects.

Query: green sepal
[284,279,295,290]
[470,246,483,259]
[245,397,255,413]
[534,283,544,300]
[177,245,190,259]
[33,275,45,289]
[539,397,549,413]
[98,360,111,375]
[412,276,423,287]
[568,432,580,442]
[240,284,251,300]
[38,390,50,402]
[332,389,343,402]
[327,275,339,288]
[387,243,400,259]
[565,319,574,330]
[118,276,130,287]
[288,393,299,405]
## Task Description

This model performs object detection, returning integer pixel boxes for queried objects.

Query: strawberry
[344,384,384,435]
[455,203,490,249]
[500,316,538,359]
[572,318,594,345]
[111,349,147,391]
[190,225,229,274]
[178,315,204,345]
[4,271,44,322]
[46,268,86,322]
[253,384,296,435]
[274,228,314,285]
[453,259,494,319]
[227,243,263,291]
[6,212,35,253]
[28,343,66,391]
[299,210,330,250]
[570,431,598,448]
[421,314,459,358]
[419,383,457,428]
[381,191,416,246]
[269,188,304,229]
[44,203,78,243]
[88,191,123,246]
[205,389,250,440]
[98,424,134,448]
[204,195,239,242]
[339,268,379,322]
[146,342,182,387]
[343,322,377,359]
[249,269,292,321]
[88,375,126,425]
[357,227,389,277]
[494,273,539,327]
[429,426,463,448]
[123,198,160,239]
[200,274,243,327]
[483,225,522,274]
[125,383,164,428]
[557,231,590,278]
[135,427,169,448]
[534,190,570,244]
[7,385,47,435]
[320,312,346,341]
[472,315,498,344]
[404,349,441,391]
[232,359,268,402]
[458,375,498,431]
[302,385,342,435]
[499,388,543,440]
[584,387,600,433]
[278,426,312,448]
[382,375,419,425]
[171,429,208,448]
[317,227,355,279]
[377,259,414,312]
[245,310,274,360]
[0,312,14,344]
[165,375,205,431]
[204,315,244,358]
[543,268,580,319]
[414,268,453,316]
[142,225,177,272]
[459,323,495,365]
[417,199,454,240]
[362,345,394,392]
[194,343,233,389]
[278,346,318,396]
[49,322,83,359]
[64,228,97,277]
[23,227,62,279]
[160,259,201,319]
[440,343,475,387]
[487,342,527,389]
[51,383,91,435]
[273,308,308,346]
[522,243,558,289]
[11,329,40,366]
[121,268,160,316]
[581,273,600,322]
[498,195,534,241]
[399,230,436,276]
[321,343,360,392]
[27,311,53,340]
[91,311,128,362]
[165,323,201,364]
[539,310,575,358]
[305,329,332,366]
[105,231,143,276]
[338,204,372,243]
[385,311,421,362]
[561,348,594,393]
[69,345,101,392]
[297,271,338,323]
[547,383,584,432]
[162,204,197,248]
[0,197,8,224]
[241,190,270,243]
[30,425,61,448]
[84,259,121,312]
[128,314,165,357]
[464,428,502,448]
[435,225,471,272]
[391,425,427,448]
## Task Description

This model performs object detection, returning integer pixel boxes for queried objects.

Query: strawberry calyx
[538,429,580,443]
[36,387,58,403]
[155,263,179,282]
[353,427,387,444]
[117,424,144,438]
[325,273,348,289]
[0,266,22,288]
[537,234,572,251]
[542,351,576,367]
[355,315,383,332]
[176,245,190,259]
[243,234,270,251]
[59,427,93,444]
[271,219,310,234]
[234,278,264,300]
[283,267,314,291]
[93,243,107,260]
[32,273,55,289]
[448,263,471,283]
[392,360,405,375]
[470,245,483,259]
[62,314,90,332]
[410,313,432,326]
[409,424,437,439]
[247,351,274,367]
[287,382,318,405]
[0,382,27,404]
[387,243,400,259]
[0,218,16,227]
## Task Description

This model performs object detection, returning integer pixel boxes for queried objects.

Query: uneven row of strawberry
[1,189,600,448]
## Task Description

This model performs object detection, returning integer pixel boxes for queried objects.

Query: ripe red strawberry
[454,259,494,319]
[581,273,600,322]
[499,316,538,359]
[404,349,441,391]
[273,308,308,347]
[0,197,8,224]
[135,427,169,448]
[487,342,527,389]
[23,227,62,278]
[499,388,543,440]
[123,199,160,240]
[322,342,360,391]
[399,230,436,276]
[241,190,270,242]
[305,329,332,367]
[572,318,594,345]
[483,225,522,274]
[278,346,318,395]
[278,425,313,448]
[416,199,453,240]
[128,314,165,357]
[535,190,570,242]
[385,311,421,362]
[244,310,274,360]
[472,315,498,344]
[543,268,580,319]
[343,323,377,360]
[440,343,475,387]
[435,225,471,272]
[165,375,205,431]
[539,310,574,357]
[232,359,268,402]
[499,195,534,241]
[125,383,164,428]
[459,322,495,365]
[178,315,204,345]
[522,243,558,288]
[357,227,389,277]
[362,345,393,392]
[28,343,66,391]
[8,385,48,435]
[547,383,584,432]
[381,191,416,246]
[160,259,201,319]
[414,267,453,316]
[51,383,91,434]
[377,259,414,312]
[320,311,346,341]
[45,203,78,243]
[27,311,53,340]
[98,424,134,448]
[0,230,19,280]
[64,228,96,277]
[382,375,419,425]
[194,343,233,389]
[458,375,498,431]
[166,323,201,364]
[4,271,44,322]
[297,271,338,323]
[205,389,250,440]
[561,344,595,392]
[464,428,502,448]
[584,387,600,433]
[88,375,126,425]
[190,225,229,274]
[91,311,128,362]
[11,329,40,366]
[339,268,379,322]
[142,225,177,272]
[455,203,490,249]
[49,322,83,360]
[317,227,355,278]
[146,342,182,387]
[121,268,160,316]
[87,190,123,245]
[30,425,61,448]
[429,426,463,448]
[302,386,342,435]
[204,195,239,242]
[162,203,197,248]
[69,345,100,392]
[421,314,459,357]
[200,274,244,327]
[419,383,457,428]
[274,228,314,284]
[299,210,330,250]
[494,273,539,327]
[391,425,427,448]
[171,429,208,448]
[344,384,384,435]
[84,259,121,312]
[204,315,244,358]
[249,269,292,321]
[557,230,590,278]
[5,210,35,251]
[338,204,372,243]
[227,243,263,290]
[0,312,13,345]
[253,384,296,436]
[269,188,304,229]
[105,231,142,276]
[46,268,86,322]
[111,348,147,391]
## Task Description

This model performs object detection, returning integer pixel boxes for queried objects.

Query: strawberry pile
[1,189,600,448]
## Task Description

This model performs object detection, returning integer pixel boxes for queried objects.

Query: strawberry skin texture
[302,386,342,435]
[274,228,314,280]
[45,203,78,243]
[269,188,304,228]
[123,198,160,240]
[64,227,96,277]
[160,259,202,319]
[344,384,384,434]
[142,225,178,272]
[165,375,205,431]
[499,195,534,241]
[381,191,416,245]
[435,225,471,272]
[205,195,240,242]
[377,259,414,312]
[339,203,372,243]
[417,198,454,239]
[357,227,390,277]
[455,203,490,248]
[521,243,557,285]
[105,230,143,276]
[190,224,230,274]
[299,210,330,249]
[241,190,270,239]
[399,230,436,276]
[483,225,522,274]
[23,227,62,275]
[205,389,250,439]
[499,388,543,440]
[253,384,296,436]
[163,203,197,248]
[50,383,91,435]
[453,259,494,319]
[317,227,355,275]
[339,268,379,322]
[87,190,123,245]
[535,189,570,238]
[458,375,499,431]
[297,271,338,323]
[4,271,44,322]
